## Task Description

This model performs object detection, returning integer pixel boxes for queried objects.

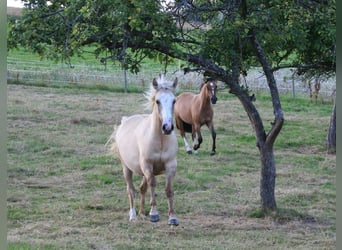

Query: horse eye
[173,99,176,105]
[156,100,160,105]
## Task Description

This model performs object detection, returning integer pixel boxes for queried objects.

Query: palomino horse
[110,75,179,226]
[174,78,217,155]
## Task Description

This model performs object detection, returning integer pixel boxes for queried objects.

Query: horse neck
[199,85,211,107]
[150,105,163,137]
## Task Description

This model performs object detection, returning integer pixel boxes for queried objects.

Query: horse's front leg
[192,124,202,153]
[207,121,216,155]
[165,163,179,226]
[144,172,159,222]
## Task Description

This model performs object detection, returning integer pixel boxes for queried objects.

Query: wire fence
[7,58,336,100]
[6,58,206,90]
[242,68,336,100]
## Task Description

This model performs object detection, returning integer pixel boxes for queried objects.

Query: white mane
[144,75,178,110]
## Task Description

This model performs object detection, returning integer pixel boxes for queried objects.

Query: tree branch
[272,62,336,73]
[266,119,284,146]
[248,29,284,122]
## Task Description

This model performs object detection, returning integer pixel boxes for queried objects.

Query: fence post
[292,73,295,99]
[123,68,127,93]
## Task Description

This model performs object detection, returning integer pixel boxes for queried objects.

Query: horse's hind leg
[182,134,192,154]
[176,119,192,154]
[123,166,136,221]
[179,126,192,154]
[207,122,216,155]
[192,125,202,154]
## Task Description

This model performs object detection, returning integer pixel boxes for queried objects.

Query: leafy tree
[8,0,336,212]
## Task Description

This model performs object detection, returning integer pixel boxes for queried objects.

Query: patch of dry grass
[7,84,335,249]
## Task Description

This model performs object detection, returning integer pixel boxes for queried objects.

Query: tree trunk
[238,0,283,211]
[248,30,284,212]
[259,144,277,210]
[230,64,279,211]
[327,102,336,154]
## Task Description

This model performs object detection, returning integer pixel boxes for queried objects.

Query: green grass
[6,82,335,249]
[8,242,58,250]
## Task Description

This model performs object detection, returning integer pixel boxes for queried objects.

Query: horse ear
[152,78,159,90]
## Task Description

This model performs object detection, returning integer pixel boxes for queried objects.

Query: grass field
[7,81,335,249]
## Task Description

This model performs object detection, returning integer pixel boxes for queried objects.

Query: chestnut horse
[174,78,217,155]
[109,75,179,226]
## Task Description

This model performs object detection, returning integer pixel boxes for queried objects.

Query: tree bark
[229,58,278,211]
[327,102,336,154]
[248,30,284,211]
[238,0,283,211]
[259,144,277,211]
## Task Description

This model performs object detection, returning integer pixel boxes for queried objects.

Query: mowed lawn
[7,83,335,249]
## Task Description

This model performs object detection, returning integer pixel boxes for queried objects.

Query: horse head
[152,76,178,135]
[205,78,218,104]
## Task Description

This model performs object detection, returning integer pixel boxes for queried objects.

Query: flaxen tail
[105,116,128,155]
[105,124,119,155]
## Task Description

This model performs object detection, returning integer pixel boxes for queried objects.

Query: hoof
[150,214,160,223]
[210,151,216,156]
[186,150,193,154]
[129,208,137,221]
[168,216,179,226]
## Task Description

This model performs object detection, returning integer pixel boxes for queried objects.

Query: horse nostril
[162,124,174,134]
[211,97,217,104]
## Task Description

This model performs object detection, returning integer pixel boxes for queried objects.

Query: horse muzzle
[211,96,217,104]
[162,123,174,135]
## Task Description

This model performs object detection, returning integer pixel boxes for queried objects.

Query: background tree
[8,0,336,213]
[326,101,336,153]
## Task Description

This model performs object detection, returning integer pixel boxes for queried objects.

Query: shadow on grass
[247,207,316,224]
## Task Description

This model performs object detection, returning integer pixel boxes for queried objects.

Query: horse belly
[182,121,193,133]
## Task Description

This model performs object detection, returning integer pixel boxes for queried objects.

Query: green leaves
[8,0,335,77]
